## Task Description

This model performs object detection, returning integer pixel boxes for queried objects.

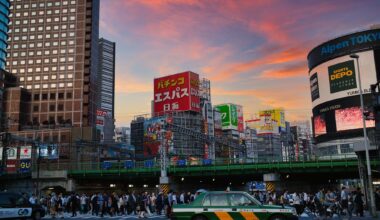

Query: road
[41,213,375,220]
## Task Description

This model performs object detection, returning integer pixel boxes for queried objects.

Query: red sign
[6,160,17,173]
[154,71,200,116]
[96,119,104,125]
[96,109,107,117]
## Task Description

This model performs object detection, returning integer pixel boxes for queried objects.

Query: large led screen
[335,107,375,131]
[313,115,326,136]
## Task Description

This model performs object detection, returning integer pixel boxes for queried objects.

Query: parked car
[172,191,298,220]
[0,192,45,220]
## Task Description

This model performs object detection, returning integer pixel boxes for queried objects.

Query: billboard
[245,109,285,134]
[313,115,327,136]
[39,144,59,159]
[20,146,32,159]
[153,71,200,115]
[335,106,375,131]
[143,117,174,158]
[214,103,242,131]
[310,50,377,108]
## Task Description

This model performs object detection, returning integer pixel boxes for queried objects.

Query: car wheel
[269,214,286,220]
[192,215,208,220]
[33,211,41,220]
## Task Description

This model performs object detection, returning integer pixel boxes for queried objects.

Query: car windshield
[243,192,262,206]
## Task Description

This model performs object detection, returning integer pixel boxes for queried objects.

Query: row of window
[22,82,73,90]
[10,11,76,20]
[33,104,65,112]
[10,57,74,66]
[8,32,75,40]
[10,16,76,26]
[34,92,72,101]
[10,64,75,74]
[10,0,76,7]
[20,74,74,81]
[7,48,75,59]
[12,8,76,15]
[10,23,75,33]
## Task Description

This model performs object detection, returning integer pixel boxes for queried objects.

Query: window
[50,93,56,100]
[67,83,73,87]
[60,57,66,62]
[51,84,57,88]
[49,105,55,111]
[67,74,73,79]
[51,75,57,79]
[44,67,49,72]
[42,94,48,100]
[66,93,72,99]
[43,84,48,89]
[59,74,65,79]
[43,75,49,80]
[58,93,64,99]
[28,60,34,64]
[35,76,40,80]
[59,83,64,88]
[52,66,57,71]
[34,84,40,89]
[33,105,39,112]
[20,77,24,82]
[58,104,64,111]
[228,194,254,206]
[208,194,228,206]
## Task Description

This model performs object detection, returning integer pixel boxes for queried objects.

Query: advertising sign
[0,147,2,160]
[20,146,32,159]
[310,50,377,108]
[328,60,357,93]
[96,119,104,126]
[237,105,244,132]
[96,109,107,117]
[19,160,31,173]
[143,117,173,158]
[6,160,16,173]
[215,104,231,129]
[39,144,59,159]
[154,71,200,115]
[6,147,17,160]
[335,106,375,131]
[310,73,320,101]
[313,115,327,136]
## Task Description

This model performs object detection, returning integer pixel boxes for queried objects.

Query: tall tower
[5,0,100,144]
[0,0,10,132]
[97,38,115,143]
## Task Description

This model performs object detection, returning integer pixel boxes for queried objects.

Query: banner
[6,160,17,173]
[6,147,17,160]
[328,60,357,93]
[19,160,31,173]
[0,147,2,160]
[20,146,32,159]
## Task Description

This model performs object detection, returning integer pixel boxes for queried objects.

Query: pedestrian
[375,188,380,211]
[150,192,156,213]
[50,193,58,218]
[80,193,87,214]
[156,192,164,215]
[69,193,78,217]
[354,187,364,217]
[340,187,349,215]
[128,191,137,215]
[29,194,37,205]
[57,193,64,219]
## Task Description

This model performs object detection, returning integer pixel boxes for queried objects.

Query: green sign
[215,104,239,130]
[216,104,230,128]
[328,60,357,93]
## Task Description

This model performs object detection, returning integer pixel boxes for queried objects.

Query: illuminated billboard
[143,117,174,158]
[215,103,242,131]
[313,115,326,137]
[245,109,285,134]
[335,107,375,131]
[153,71,200,115]
[310,50,377,108]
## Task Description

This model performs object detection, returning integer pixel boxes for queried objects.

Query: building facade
[0,0,10,132]
[96,38,115,143]
[308,27,380,157]
[5,0,100,144]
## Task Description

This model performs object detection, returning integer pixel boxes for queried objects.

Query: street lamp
[350,53,377,217]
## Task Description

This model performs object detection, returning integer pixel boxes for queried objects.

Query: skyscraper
[97,38,115,143]
[5,0,100,145]
[0,0,10,132]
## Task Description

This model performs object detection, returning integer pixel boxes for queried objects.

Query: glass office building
[0,0,9,70]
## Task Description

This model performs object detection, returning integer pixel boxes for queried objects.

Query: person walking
[128,191,137,215]
[69,193,78,217]
[57,193,64,219]
[354,187,364,217]
[156,192,164,215]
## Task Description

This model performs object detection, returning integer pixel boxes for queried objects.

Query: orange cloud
[259,63,308,79]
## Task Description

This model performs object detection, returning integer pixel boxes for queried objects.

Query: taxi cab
[171,191,298,220]
[0,192,45,220]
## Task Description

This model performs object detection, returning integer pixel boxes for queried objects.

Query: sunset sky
[99,0,380,127]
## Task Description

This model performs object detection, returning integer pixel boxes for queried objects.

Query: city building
[96,38,115,144]
[130,116,145,160]
[0,0,10,132]
[308,27,380,158]
[114,127,131,145]
[289,121,314,161]
[5,0,100,147]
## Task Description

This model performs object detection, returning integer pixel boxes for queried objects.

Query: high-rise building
[96,38,115,143]
[5,0,100,145]
[0,0,10,132]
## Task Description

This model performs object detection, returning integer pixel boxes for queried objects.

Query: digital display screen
[313,115,327,136]
[335,107,375,131]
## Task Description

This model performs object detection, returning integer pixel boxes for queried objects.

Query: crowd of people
[22,186,380,219]
[36,190,198,219]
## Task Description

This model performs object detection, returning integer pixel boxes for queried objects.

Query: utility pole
[159,119,169,194]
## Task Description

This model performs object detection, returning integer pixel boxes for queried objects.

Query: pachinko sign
[154,71,200,115]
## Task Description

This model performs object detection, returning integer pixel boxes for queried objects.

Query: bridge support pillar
[159,176,170,195]
[263,173,280,192]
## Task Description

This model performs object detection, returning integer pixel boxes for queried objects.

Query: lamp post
[350,53,377,217]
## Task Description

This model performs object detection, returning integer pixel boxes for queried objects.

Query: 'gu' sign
[154,71,200,116]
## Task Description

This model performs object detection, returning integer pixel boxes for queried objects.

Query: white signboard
[20,146,32,159]
[310,50,377,108]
